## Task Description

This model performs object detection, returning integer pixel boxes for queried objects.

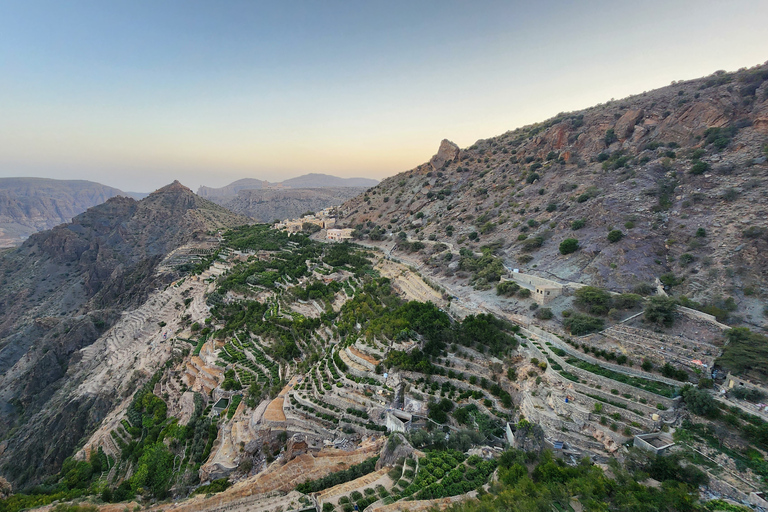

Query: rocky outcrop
[430,139,460,171]
[375,433,414,470]
[613,108,644,139]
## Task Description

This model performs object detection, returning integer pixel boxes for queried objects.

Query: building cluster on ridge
[273,206,354,241]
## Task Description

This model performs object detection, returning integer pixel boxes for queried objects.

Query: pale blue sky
[0,0,766,192]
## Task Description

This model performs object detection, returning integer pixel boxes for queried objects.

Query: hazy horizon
[1,0,766,192]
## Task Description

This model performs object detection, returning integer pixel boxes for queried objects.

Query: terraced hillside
[4,221,766,512]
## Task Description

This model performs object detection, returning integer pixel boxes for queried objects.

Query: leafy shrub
[679,253,695,266]
[717,327,768,381]
[690,161,710,175]
[607,230,624,243]
[644,296,677,327]
[681,385,719,418]
[659,272,682,288]
[563,313,605,335]
[521,236,544,251]
[743,226,765,239]
[612,293,641,310]
[576,187,600,203]
[660,363,688,382]
[559,238,579,255]
[574,286,612,315]
[731,386,766,402]
[496,281,520,296]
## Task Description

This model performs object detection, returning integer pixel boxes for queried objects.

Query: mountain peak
[153,180,193,195]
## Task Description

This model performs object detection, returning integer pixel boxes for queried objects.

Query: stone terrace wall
[527,324,683,387]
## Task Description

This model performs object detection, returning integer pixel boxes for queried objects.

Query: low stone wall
[528,325,683,388]
[346,346,377,371]
[529,339,678,413]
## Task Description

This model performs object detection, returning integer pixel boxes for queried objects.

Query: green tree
[574,286,612,315]
[563,313,604,335]
[644,296,677,327]
[130,442,174,498]
[680,385,719,419]
[612,293,641,310]
[607,230,624,243]
[558,238,579,255]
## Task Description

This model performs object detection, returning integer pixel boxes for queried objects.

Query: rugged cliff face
[341,63,768,329]
[0,181,248,486]
[0,178,135,248]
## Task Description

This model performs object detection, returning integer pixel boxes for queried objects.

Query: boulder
[614,109,644,140]
[430,139,460,171]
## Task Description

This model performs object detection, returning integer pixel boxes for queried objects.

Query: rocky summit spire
[430,139,460,171]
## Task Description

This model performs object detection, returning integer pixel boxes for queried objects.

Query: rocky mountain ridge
[197,173,378,199]
[340,62,768,330]
[218,187,369,222]
[0,181,248,485]
[0,178,139,248]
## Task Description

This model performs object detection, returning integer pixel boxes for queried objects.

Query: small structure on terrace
[633,432,675,455]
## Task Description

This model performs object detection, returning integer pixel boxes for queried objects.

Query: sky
[0,1,766,193]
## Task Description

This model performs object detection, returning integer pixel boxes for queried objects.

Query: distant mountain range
[0,178,144,248]
[197,173,378,221]
[196,173,378,199]
[218,187,369,223]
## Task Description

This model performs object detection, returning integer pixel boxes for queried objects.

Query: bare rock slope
[340,63,768,329]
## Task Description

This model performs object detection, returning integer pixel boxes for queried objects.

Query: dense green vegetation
[565,357,677,398]
[441,448,711,512]
[717,327,768,383]
[563,313,604,335]
[0,366,218,511]
[644,296,678,327]
[558,238,579,255]
[459,248,505,289]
